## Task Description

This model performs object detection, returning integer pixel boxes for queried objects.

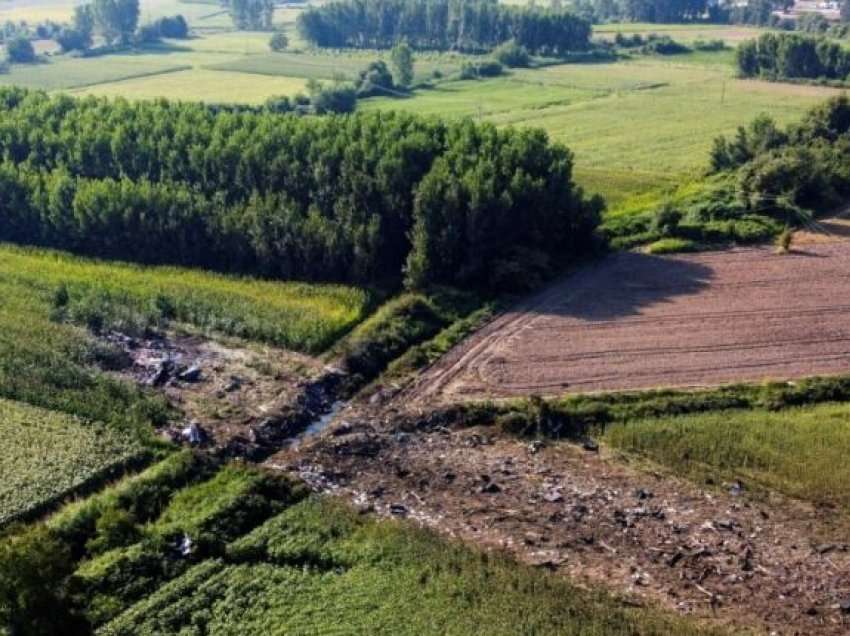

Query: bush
[56,27,91,52]
[310,82,357,114]
[156,15,188,39]
[135,24,161,44]
[641,36,689,56]
[459,59,503,80]
[6,35,35,63]
[493,39,530,67]
[650,203,682,237]
[269,31,288,52]
[0,525,81,633]
[692,38,725,51]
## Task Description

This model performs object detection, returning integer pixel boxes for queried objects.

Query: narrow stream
[289,400,347,448]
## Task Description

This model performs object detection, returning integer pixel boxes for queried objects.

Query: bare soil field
[408,240,850,403]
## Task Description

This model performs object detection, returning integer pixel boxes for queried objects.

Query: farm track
[406,239,850,402]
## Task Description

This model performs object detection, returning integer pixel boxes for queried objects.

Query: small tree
[269,30,288,51]
[390,40,414,87]
[6,35,35,63]
[356,60,395,96]
[56,27,91,52]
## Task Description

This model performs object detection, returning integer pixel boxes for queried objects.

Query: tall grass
[0,244,370,354]
[604,402,850,508]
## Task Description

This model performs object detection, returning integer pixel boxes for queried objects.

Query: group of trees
[710,96,850,216]
[229,0,275,30]
[736,32,850,82]
[56,0,186,53]
[296,0,591,54]
[0,88,602,292]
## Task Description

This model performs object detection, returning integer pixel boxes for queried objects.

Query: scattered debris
[178,365,202,382]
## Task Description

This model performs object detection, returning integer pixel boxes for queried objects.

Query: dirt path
[405,241,850,403]
[271,419,850,635]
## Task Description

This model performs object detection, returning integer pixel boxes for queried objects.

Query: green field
[72,67,308,102]
[604,401,850,508]
[361,55,840,204]
[0,244,370,353]
[208,49,468,82]
[0,398,146,527]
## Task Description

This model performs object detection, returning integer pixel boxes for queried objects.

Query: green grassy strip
[435,374,850,442]
[603,402,850,509]
[331,287,483,394]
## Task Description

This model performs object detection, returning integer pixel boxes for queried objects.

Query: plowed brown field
[409,240,850,402]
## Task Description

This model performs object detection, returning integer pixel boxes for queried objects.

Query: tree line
[710,95,850,217]
[0,88,602,292]
[574,0,709,24]
[296,0,591,54]
[736,32,850,83]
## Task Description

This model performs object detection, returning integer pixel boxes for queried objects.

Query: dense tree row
[571,0,710,23]
[736,33,850,82]
[0,88,601,291]
[296,0,591,54]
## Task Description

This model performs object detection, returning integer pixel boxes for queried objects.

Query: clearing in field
[409,239,850,402]
[0,398,145,527]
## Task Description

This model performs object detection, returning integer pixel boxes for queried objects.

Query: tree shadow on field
[529,250,716,322]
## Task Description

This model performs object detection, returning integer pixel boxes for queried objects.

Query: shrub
[6,35,35,63]
[269,31,288,52]
[459,59,503,80]
[493,39,530,67]
[0,525,81,633]
[308,80,358,114]
[692,39,725,51]
[650,203,682,237]
[56,27,91,52]
[641,36,689,56]
[156,15,188,39]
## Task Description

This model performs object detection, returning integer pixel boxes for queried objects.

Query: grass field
[72,67,308,103]
[362,54,839,204]
[0,244,370,353]
[0,398,146,527]
[604,401,850,509]
[593,22,768,43]
[208,49,468,82]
